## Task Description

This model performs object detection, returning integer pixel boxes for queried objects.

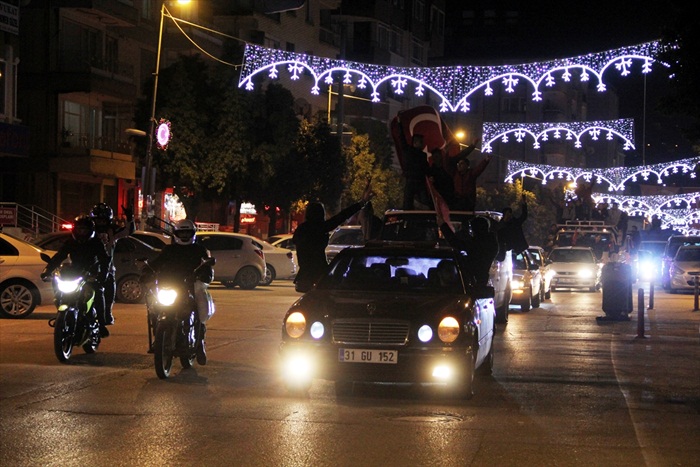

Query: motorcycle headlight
[437,316,460,343]
[285,311,306,338]
[156,288,178,306]
[56,277,82,294]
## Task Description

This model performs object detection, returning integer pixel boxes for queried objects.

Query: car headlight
[578,268,593,278]
[672,267,685,275]
[285,311,306,338]
[156,288,178,306]
[309,321,325,339]
[417,324,433,342]
[56,277,82,293]
[512,279,525,290]
[437,316,460,343]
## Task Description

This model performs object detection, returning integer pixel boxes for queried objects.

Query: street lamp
[141,0,190,227]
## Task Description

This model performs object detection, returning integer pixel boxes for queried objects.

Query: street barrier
[694,276,699,312]
[648,281,654,310]
[637,288,645,338]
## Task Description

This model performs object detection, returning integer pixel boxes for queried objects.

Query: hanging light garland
[591,193,700,234]
[482,119,635,152]
[506,156,700,191]
[239,41,664,112]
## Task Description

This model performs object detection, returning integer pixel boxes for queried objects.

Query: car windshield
[329,229,365,246]
[666,237,700,257]
[639,242,666,256]
[317,252,465,294]
[528,249,542,263]
[549,249,595,263]
[513,253,528,270]
[675,248,700,262]
[556,231,615,248]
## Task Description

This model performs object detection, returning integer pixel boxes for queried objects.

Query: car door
[198,234,244,281]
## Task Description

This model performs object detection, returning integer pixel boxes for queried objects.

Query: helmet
[72,216,95,243]
[90,203,113,222]
[173,219,197,245]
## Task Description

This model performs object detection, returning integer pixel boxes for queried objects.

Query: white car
[254,237,297,285]
[131,230,172,249]
[510,249,543,312]
[668,245,700,293]
[528,246,552,299]
[0,232,56,318]
[548,246,602,292]
[195,232,266,290]
[325,225,365,263]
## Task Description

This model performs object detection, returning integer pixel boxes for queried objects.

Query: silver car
[668,245,700,293]
[196,232,266,290]
[325,225,365,263]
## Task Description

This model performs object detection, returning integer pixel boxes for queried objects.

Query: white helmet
[173,219,197,245]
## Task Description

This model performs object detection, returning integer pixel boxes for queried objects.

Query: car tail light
[255,249,264,260]
[286,252,293,259]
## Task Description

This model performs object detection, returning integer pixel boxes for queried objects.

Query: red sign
[0,206,17,225]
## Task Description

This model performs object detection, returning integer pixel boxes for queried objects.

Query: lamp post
[141,1,189,228]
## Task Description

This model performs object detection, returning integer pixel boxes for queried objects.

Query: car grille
[555,271,576,276]
[332,320,409,345]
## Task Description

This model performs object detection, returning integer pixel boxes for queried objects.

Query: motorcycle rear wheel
[154,322,175,379]
[54,309,77,363]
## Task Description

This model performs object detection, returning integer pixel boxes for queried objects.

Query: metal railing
[0,203,71,237]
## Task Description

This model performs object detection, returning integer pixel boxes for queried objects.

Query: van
[380,210,513,323]
[661,235,700,289]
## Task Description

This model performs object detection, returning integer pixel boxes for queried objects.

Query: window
[413,0,424,21]
[430,6,445,36]
[377,25,389,50]
[141,0,154,21]
[501,97,526,113]
[0,60,5,116]
[411,40,424,64]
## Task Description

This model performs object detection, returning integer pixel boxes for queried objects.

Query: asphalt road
[1,281,699,466]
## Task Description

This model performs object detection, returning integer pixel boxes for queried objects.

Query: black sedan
[279,243,495,398]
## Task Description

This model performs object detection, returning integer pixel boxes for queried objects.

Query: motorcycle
[41,254,102,363]
[142,257,216,379]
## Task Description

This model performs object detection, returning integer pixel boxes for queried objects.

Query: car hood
[298,290,462,320]
[673,261,700,271]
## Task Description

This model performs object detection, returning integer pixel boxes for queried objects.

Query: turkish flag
[426,176,453,233]
[390,106,461,172]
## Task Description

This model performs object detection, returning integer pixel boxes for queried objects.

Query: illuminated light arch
[506,156,700,192]
[482,119,635,152]
[591,193,700,234]
[239,41,664,112]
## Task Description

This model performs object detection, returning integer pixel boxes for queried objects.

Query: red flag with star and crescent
[390,105,461,172]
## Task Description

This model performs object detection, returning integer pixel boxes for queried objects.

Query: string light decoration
[482,119,635,152]
[591,193,700,234]
[238,41,664,112]
[506,156,700,191]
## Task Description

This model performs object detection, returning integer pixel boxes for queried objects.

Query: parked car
[634,240,667,282]
[380,209,513,323]
[325,225,365,263]
[547,246,602,292]
[267,233,297,276]
[279,242,495,398]
[34,231,161,303]
[511,249,543,311]
[661,235,700,289]
[195,232,266,289]
[527,246,552,299]
[668,245,700,293]
[131,230,172,249]
[0,232,56,318]
[255,237,297,285]
[554,221,618,262]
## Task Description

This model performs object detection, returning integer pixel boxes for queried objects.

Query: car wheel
[116,274,144,304]
[551,287,557,293]
[496,297,509,324]
[520,291,531,312]
[545,286,551,300]
[449,349,475,399]
[236,266,261,290]
[0,279,40,318]
[261,264,276,286]
[532,286,541,308]
[476,327,494,376]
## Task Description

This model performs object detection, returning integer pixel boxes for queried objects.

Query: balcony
[55,52,136,98]
[60,0,139,27]
[55,133,136,180]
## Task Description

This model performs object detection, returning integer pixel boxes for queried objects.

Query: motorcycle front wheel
[154,321,176,379]
[54,309,77,363]
[82,320,101,354]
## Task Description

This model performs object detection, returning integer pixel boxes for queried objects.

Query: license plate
[339,348,397,364]
[558,278,576,284]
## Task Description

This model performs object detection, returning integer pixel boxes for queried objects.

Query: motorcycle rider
[90,203,135,328]
[41,216,112,336]
[145,219,214,365]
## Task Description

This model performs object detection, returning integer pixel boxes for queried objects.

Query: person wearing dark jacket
[90,203,135,327]
[452,149,490,211]
[436,211,499,287]
[398,125,431,210]
[495,196,529,261]
[41,215,112,337]
[293,182,373,293]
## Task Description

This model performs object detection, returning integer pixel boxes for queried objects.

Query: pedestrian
[452,151,491,211]
[293,181,373,293]
[495,195,529,261]
[398,126,431,210]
